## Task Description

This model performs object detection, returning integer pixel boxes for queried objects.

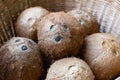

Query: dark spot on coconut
[111,40,114,42]
[28,18,33,21]
[63,25,67,29]
[39,19,41,21]
[80,66,86,71]
[79,19,84,24]
[15,39,20,43]
[85,15,89,19]
[28,40,33,45]
[62,25,67,32]
[21,45,28,51]
[50,25,54,30]
[68,65,76,70]
[54,36,63,42]
[102,41,105,46]
[79,19,82,23]
[112,48,117,55]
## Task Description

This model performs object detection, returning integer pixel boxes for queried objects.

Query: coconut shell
[0,37,43,80]
[81,33,120,80]
[16,6,49,42]
[68,9,99,35]
[45,57,94,80]
[36,12,85,59]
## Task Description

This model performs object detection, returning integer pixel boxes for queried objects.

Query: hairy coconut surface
[68,9,99,35]
[0,37,43,80]
[46,57,94,80]
[36,12,85,59]
[16,6,49,42]
[81,33,120,80]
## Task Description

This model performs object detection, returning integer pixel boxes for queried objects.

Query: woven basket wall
[0,0,120,47]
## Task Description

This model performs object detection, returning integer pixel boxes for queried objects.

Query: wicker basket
[0,0,120,46]
[1,0,120,80]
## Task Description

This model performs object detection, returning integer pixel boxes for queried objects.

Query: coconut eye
[85,15,90,19]
[54,36,63,42]
[15,39,20,43]
[21,45,28,51]
[50,25,54,30]
[79,19,84,24]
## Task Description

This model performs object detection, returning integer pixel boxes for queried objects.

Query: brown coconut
[16,6,49,42]
[68,9,99,35]
[36,12,85,60]
[81,33,120,80]
[45,57,94,80]
[0,37,43,80]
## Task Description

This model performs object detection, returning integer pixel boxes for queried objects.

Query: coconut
[68,9,99,35]
[36,12,85,60]
[46,57,94,80]
[16,6,49,42]
[0,37,43,80]
[81,33,120,80]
